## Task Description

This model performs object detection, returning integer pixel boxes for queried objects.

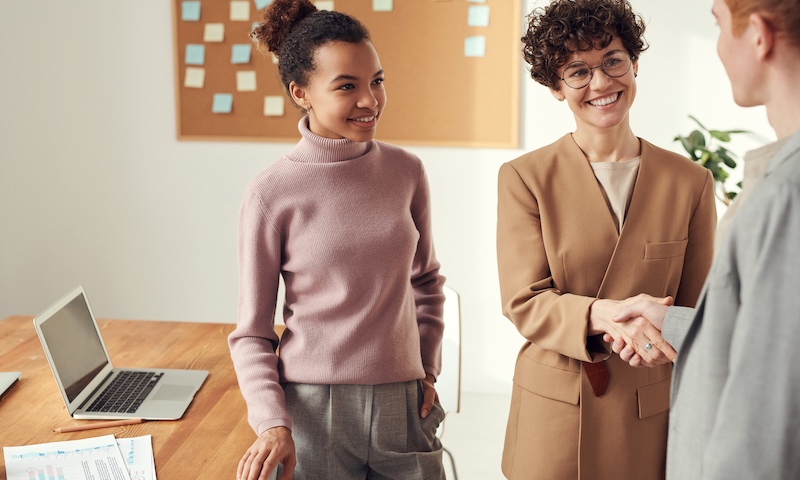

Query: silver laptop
[0,371,20,398]
[33,285,208,420]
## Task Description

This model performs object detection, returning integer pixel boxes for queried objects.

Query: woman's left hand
[420,373,438,418]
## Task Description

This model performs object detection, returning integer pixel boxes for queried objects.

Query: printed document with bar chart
[3,434,155,480]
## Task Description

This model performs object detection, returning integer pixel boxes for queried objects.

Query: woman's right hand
[237,426,296,480]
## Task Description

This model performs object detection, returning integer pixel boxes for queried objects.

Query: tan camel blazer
[497,134,716,480]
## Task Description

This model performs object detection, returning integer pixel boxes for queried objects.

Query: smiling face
[551,37,638,133]
[289,40,386,142]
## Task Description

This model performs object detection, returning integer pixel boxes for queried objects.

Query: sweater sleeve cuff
[423,366,439,382]
[256,418,293,437]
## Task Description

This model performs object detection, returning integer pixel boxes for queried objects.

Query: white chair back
[438,285,461,414]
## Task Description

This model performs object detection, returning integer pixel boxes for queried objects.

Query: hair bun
[253,0,317,54]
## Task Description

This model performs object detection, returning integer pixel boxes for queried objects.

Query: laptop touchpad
[153,385,195,401]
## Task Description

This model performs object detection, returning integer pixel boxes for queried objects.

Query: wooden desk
[0,315,266,478]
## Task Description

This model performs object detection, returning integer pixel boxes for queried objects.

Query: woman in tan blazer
[496,1,716,479]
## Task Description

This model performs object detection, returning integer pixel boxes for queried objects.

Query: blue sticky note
[182,1,201,21]
[185,44,205,65]
[254,0,272,10]
[212,94,234,114]
[231,44,252,64]
[464,36,486,57]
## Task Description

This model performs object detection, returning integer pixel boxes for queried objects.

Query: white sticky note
[184,67,205,88]
[230,1,250,21]
[271,53,279,64]
[468,5,490,27]
[373,0,392,12]
[467,0,487,3]
[264,96,285,116]
[237,71,257,91]
[315,1,334,11]
[254,0,272,9]
[464,35,486,57]
[204,23,225,42]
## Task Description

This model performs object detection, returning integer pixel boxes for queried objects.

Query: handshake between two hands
[590,294,675,368]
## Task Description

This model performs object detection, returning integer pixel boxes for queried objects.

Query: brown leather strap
[582,360,609,397]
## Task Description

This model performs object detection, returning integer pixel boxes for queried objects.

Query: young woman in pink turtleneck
[228,1,446,479]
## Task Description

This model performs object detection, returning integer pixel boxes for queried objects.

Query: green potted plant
[674,115,749,206]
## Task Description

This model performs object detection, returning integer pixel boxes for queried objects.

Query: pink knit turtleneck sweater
[229,118,445,435]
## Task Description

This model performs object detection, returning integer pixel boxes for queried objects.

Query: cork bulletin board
[173,0,521,148]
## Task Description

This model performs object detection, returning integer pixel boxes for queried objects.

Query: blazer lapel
[594,139,650,297]
[560,134,621,239]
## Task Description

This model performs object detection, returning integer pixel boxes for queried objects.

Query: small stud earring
[634,73,638,78]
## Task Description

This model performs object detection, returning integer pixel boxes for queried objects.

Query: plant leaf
[689,130,706,147]
[709,130,732,142]
[689,115,708,131]
[719,150,737,168]
[677,137,698,159]
[682,115,744,202]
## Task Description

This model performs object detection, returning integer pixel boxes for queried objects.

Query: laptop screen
[38,293,109,402]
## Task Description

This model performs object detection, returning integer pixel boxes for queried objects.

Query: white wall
[0,1,773,395]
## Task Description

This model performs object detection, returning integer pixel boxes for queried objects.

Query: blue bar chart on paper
[3,435,132,480]
[24,464,65,480]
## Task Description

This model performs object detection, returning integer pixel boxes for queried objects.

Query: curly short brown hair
[522,0,648,90]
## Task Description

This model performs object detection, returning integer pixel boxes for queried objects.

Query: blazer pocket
[514,352,580,406]
[637,377,671,419]
[643,239,688,259]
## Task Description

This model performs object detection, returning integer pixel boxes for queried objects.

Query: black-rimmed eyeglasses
[559,50,634,89]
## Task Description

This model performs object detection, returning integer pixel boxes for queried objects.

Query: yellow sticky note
[373,0,392,11]
[237,71,257,91]
[315,1,334,11]
[184,67,205,88]
[204,23,225,42]
[230,1,250,21]
[264,96,285,116]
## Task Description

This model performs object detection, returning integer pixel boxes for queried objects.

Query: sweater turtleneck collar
[288,116,373,164]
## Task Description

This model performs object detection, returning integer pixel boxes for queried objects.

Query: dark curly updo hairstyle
[522,0,648,90]
[251,0,370,104]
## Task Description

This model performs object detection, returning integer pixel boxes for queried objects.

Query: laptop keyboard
[87,371,164,414]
